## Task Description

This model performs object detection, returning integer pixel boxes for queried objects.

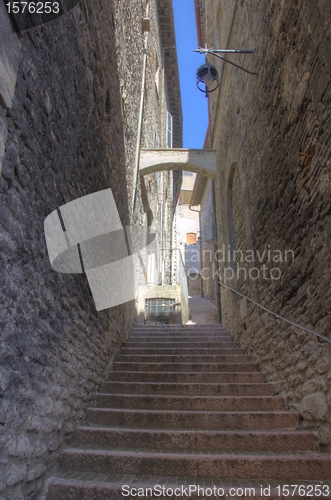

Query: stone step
[115,354,252,363]
[128,335,233,341]
[125,340,239,348]
[113,361,258,372]
[130,332,231,338]
[60,448,331,481]
[86,408,297,430]
[131,325,226,330]
[107,371,264,384]
[100,381,274,396]
[121,347,243,355]
[49,475,331,500]
[76,426,315,452]
[95,394,284,411]
[47,323,330,500]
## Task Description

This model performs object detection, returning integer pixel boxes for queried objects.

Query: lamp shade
[196,61,218,87]
[196,61,219,95]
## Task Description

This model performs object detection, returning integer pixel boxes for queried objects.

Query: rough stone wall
[0,0,20,175]
[0,0,157,497]
[200,179,216,301]
[113,0,180,291]
[204,0,331,446]
[0,0,182,494]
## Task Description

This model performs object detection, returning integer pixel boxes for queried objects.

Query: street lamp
[196,60,219,94]
[195,47,257,96]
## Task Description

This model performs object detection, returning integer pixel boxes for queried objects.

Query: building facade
[0,1,181,497]
[175,171,201,297]
[194,0,331,445]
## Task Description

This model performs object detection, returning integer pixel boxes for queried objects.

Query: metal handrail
[219,281,331,344]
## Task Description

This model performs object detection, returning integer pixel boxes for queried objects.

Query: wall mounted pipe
[131,4,150,217]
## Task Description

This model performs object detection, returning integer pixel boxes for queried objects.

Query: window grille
[145,298,178,324]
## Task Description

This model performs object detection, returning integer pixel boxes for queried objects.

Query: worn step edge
[112,362,258,372]
[115,355,252,363]
[127,342,236,346]
[76,426,316,451]
[48,474,331,500]
[95,394,284,411]
[60,449,331,481]
[127,336,234,340]
[99,381,274,396]
[107,372,264,383]
[125,337,239,347]
[119,350,245,356]
[121,348,244,353]
[86,408,297,430]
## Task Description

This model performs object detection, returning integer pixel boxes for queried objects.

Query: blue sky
[172,0,208,149]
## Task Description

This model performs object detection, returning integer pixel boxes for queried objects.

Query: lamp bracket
[194,47,258,75]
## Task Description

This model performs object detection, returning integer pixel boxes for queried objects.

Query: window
[145,298,176,324]
[178,189,192,205]
[187,233,197,245]
[183,190,192,205]
[166,111,173,149]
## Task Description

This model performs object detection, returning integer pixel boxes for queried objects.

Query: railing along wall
[219,281,331,344]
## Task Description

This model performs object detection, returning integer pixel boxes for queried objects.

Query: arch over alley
[139,148,217,179]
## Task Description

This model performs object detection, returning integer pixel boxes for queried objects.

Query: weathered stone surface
[4,435,33,459]
[0,116,8,175]
[140,149,217,178]
[0,1,21,109]
[316,357,329,374]
[201,0,331,445]
[6,464,27,487]
[300,392,328,422]
[0,0,134,497]
[1,1,182,498]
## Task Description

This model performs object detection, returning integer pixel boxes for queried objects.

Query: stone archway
[139,148,217,179]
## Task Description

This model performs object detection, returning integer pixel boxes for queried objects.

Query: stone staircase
[47,324,331,499]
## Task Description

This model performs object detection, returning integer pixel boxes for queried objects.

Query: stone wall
[199,178,216,301]
[0,0,20,175]
[113,0,181,289]
[204,0,331,446]
[0,0,183,498]
[0,2,136,497]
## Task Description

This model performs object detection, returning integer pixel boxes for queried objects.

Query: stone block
[4,435,33,458]
[26,465,46,483]
[300,392,328,422]
[6,464,27,487]
[316,357,329,374]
